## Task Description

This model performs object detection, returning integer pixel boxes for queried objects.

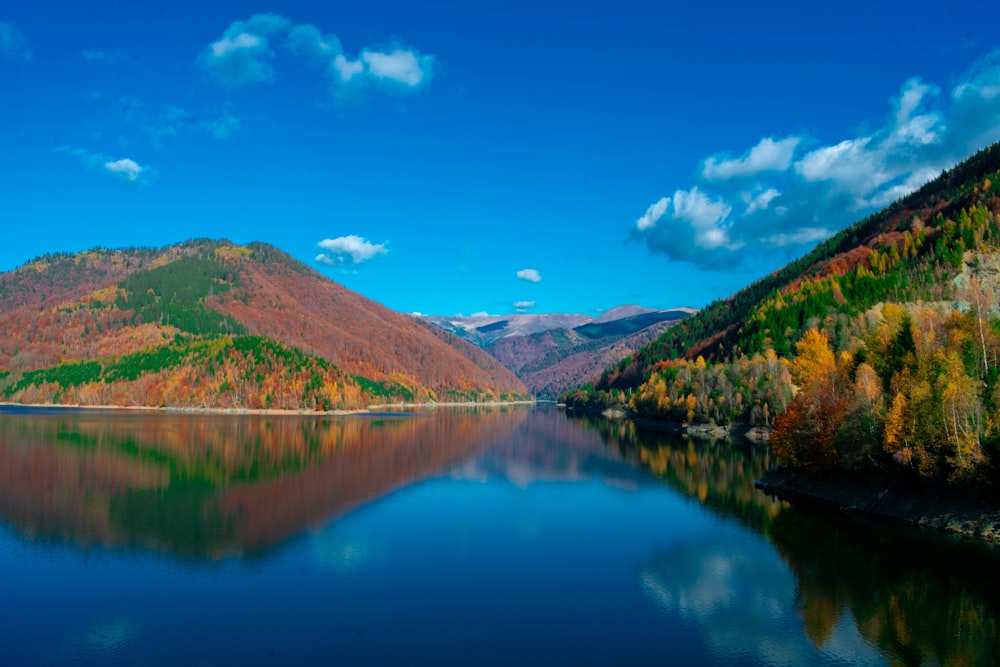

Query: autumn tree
[772,329,851,468]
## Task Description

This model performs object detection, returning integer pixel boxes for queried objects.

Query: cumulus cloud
[316,235,388,265]
[58,146,153,185]
[633,52,1000,270]
[198,13,291,87]
[361,48,433,87]
[516,268,542,283]
[743,188,782,216]
[513,301,536,311]
[636,197,669,231]
[702,136,801,180]
[199,15,434,97]
[104,158,145,182]
[0,21,30,62]
[632,187,739,267]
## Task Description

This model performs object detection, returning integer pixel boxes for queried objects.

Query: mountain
[0,240,527,409]
[487,309,692,398]
[567,142,1000,485]
[422,307,693,398]
[421,312,596,347]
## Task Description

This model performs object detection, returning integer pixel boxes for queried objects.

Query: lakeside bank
[0,398,535,417]
[756,468,1000,544]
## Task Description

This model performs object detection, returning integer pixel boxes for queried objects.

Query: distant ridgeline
[565,142,1000,485]
[0,240,529,410]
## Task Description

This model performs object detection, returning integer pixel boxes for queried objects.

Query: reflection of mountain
[0,407,528,558]
[453,407,649,488]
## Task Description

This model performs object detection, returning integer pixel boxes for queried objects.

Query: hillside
[567,142,1000,485]
[0,240,527,409]
[487,310,690,398]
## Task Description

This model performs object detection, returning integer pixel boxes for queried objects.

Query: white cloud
[636,197,668,231]
[361,48,432,87]
[317,235,388,264]
[673,188,734,243]
[58,146,153,185]
[0,21,30,62]
[631,188,739,267]
[513,301,536,311]
[516,268,542,283]
[198,15,434,97]
[198,13,291,87]
[744,189,781,216]
[470,311,490,317]
[333,54,364,82]
[702,136,801,180]
[104,158,145,182]
[633,55,1000,271]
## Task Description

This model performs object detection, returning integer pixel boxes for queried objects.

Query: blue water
[0,406,996,665]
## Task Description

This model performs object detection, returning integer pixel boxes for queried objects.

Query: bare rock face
[954,251,1000,315]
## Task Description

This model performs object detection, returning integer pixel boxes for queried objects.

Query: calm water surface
[0,405,997,665]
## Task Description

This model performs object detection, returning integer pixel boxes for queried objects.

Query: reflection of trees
[0,407,527,558]
[769,508,1000,665]
[572,411,1000,664]
[567,413,783,532]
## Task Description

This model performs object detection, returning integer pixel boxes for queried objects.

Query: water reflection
[769,508,1000,665]
[568,413,783,532]
[640,531,879,666]
[0,406,528,558]
[568,413,1000,665]
[3,405,999,665]
[453,407,648,488]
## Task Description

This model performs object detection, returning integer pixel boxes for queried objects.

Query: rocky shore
[756,468,1000,544]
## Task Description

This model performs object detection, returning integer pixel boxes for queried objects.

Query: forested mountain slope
[0,240,527,409]
[567,143,1000,484]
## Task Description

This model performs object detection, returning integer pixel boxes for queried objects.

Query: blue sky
[3,1,1000,317]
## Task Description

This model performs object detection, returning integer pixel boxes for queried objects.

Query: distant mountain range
[0,240,526,409]
[421,306,693,398]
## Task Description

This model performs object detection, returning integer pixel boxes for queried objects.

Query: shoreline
[562,405,772,441]
[755,468,1000,544]
[367,399,536,409]
[0,398,536,417]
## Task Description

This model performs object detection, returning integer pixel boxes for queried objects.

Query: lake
[1,404,997,665]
